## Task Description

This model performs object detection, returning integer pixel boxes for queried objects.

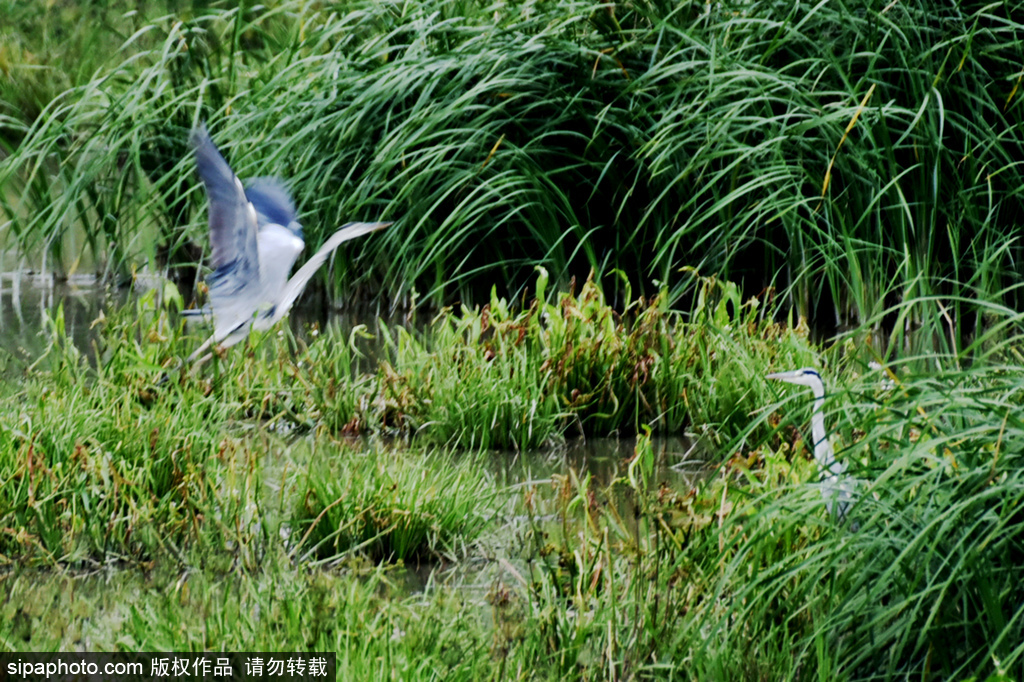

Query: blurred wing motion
[187,124,389,363]
[191,125,280,346]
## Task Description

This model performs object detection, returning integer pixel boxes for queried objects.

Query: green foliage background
[2,0,1022,330]
[3,2,1024,679]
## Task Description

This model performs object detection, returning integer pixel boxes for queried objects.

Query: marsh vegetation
[1,273,1022,679]
[3,0,1024,679]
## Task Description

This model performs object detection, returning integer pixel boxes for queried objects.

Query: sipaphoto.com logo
[6,657,142,678]
[0,654,148,682]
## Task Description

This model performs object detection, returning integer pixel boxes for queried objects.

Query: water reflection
[498,435,704,490]
[395,435,708,594]
[0,270,412,371]
[0,272,117,367]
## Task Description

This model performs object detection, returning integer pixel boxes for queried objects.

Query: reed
[2,0,1020,332]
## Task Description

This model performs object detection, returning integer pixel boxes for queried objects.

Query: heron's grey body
[767,368,853,519]
[187,125,389,362]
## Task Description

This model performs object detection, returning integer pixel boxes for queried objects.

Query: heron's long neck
[808,382,834,471]
[806,378,851,519]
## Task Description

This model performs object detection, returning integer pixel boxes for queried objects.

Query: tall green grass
[0,294,236,563]
[0,287,504,565]
[482,356,1024,680]
[278,271,822,449]
[2,0,1021,331]
[0,267,817,567]
[296,444,497,564]
[2,563,495,678]
[674,361,1024,679]
[0,0,166,144]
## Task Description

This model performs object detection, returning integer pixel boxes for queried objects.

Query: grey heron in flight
[186,124,389,364]
[767,367,854,520]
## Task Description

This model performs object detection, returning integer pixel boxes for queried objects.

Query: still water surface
[0,270,403,367]
[0,272,115,362]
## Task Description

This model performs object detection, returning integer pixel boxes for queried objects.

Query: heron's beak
[765,371,799,384]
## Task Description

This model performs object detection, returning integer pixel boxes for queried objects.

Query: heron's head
[766,367,823,388]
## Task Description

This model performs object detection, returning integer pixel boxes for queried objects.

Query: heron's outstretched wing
[245,178,299,232]
[191,125,259,273]
[271,222,391,325]
[191,125,265,343]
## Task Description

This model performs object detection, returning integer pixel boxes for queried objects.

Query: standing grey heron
[186,124,390,364]
[767,367,853,520]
